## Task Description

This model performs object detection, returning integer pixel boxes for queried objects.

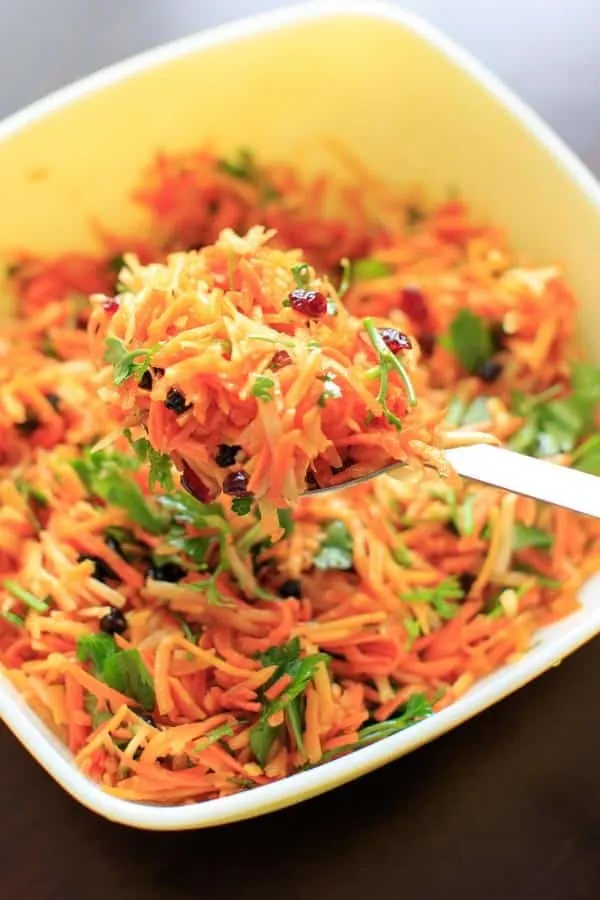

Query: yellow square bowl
[0,2,598,829]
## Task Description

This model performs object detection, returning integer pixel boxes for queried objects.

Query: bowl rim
[1,0,599,830]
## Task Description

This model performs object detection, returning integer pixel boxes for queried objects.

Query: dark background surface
[1,2,599,899]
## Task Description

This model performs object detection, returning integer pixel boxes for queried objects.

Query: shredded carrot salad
[88,225,455,526]
[1,146,599,807]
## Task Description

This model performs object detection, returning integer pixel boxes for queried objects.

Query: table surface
[1,3,599,899]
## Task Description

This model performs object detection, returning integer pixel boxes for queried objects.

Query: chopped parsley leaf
[402,577,464,620]
[441,309,494,374]
[251,374,275,402]
[231,496,254,516]
[77,633,155,709]
[104,337,158,386]
[313,520,354,571]
[512,523,554,552]
[352,258,393,280]
[71,449,166,534]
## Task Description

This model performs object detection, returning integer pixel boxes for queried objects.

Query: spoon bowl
[303,444,600,518]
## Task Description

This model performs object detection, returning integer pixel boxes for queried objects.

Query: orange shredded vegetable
[0,145,598,807]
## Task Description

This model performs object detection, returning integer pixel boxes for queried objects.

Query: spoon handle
[445,445,599,518]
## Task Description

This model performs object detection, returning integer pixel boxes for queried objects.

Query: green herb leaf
[251,374,275,402]
[363,317,417,423]
[514,563,560,588]
[103,648,155,710]
[441,309,494,374]
[291,263,311,289]
[323,693,432,760]
[217,147,256,180]
[259,654,328,722]
[231,496,254,516]
[71,449,166,534]
[1,610,25,628]
[509,364,599,458]
[402,577,464,620]
[512,523,554,551]
[318,373,342,407]
[84,693,114,729]
[217,148,278,203]
[338,258,352,299]
[124,431,175,492]
[392,542,413,567]
[107,253,126,275]
[356,693,432,747]
[571,434,600,474]
[249,719,279,767]
[276,508,295,538]
[403,617,422,648]
[194,723,234,752]
[314,520,354,571]
[446,395,493,428]
[104,337,157,386]
[353,258,393,280]
[77,632,118,676]
[251,637,324,762]
[40,335,62,360]
[452,493,476,537]
[3,579,49,613]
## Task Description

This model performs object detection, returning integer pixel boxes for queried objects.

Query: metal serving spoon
[304,444,600,519]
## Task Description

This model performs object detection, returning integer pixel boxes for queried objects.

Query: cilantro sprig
[363,317,416,427]
[509,363,600,459]
[104,337,158,386]
[250,638,329,766]
[512,523,553,552]
[124,430,175,492]
[291,263,311,289]
[313,520,354,571]
[441,309,495,374]
[71,449,166,534]
[77,632,155,710]
[251,374,275,402]
[216,148,279,203]
[323,693,432,761]
[402,577,465,620]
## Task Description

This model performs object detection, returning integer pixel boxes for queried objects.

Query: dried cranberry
[104,535,126,559]
[45,393,61,410]
[378,327,412,354]
[288,289,327,318]
[78,553,120,584]
[214,444,241,468]
[99,606,127,635]
[491,322,507,351]
[165,388,191,414]
[270,350,292,370]
[16,411,41,436]
[305,470,319,491]
[222,469,252,498]
[419,333,436,357]
[138,370,153,391]
[102,297,120,315]
[458,573,476,595]
[476,360,503,383]
[148,561,186,583]
[399,285,428,324]
[278,578,302,598]
[181,463,212,503]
